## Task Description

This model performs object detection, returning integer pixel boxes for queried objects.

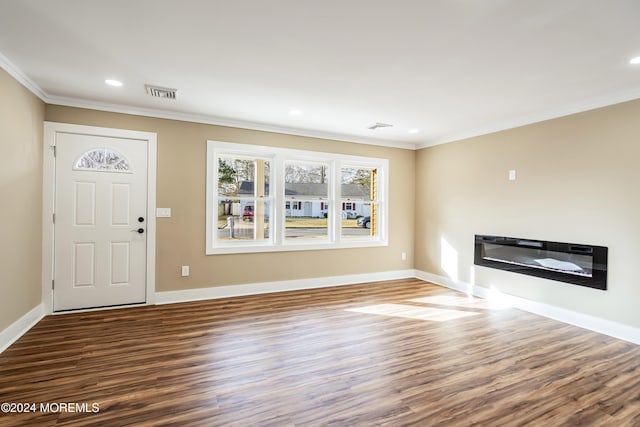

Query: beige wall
[45,106,415,292]
[0,69,45,331]
[415,99,640,327]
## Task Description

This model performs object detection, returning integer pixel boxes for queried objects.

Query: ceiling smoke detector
[367,122,393,130]
[145,84,178,99]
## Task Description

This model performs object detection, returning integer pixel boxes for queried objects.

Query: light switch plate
[508,170,517,181]
[156,208,172,217]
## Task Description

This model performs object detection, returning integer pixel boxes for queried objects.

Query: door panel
[74,182,96,225]
[73,243,95,287]
[110,242,130,285]
[54,133,147,311]
[111,184,131,226]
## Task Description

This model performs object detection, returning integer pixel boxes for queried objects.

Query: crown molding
[0,51,418,150]
[416,90,640,150]
[0,51,48,101]
[6,49,639,153]
[46,95,419,150]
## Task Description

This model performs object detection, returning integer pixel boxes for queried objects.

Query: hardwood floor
[1,278,640,426]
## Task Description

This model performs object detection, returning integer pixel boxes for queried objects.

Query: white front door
[53,132,148,311]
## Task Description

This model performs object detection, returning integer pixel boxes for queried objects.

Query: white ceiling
[1,0,640,149]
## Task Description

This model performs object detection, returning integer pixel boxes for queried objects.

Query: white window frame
[206,141,388,255]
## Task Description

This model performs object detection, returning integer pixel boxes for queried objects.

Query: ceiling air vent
[367,122,393,130]
[145,84,177,99]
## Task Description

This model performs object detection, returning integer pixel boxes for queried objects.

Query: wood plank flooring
[1,278,640,426]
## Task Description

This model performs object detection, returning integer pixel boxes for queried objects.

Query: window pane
[341,166,377,238]
[341,167,375,202]
[284,161,330,241]
[285,161,328,198]
[342,203,377,238]
[285,201,328,240]
[216,199,270,241]
[218,157,270,197]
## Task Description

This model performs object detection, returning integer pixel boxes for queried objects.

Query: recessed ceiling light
[630,56,640,65]
[105,79,123,87]
[408,129,419,134]
[289,109,302,116]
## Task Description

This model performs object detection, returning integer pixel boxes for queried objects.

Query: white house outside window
[206,141,388,254]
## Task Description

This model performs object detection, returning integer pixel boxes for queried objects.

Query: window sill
[206,239,388,255]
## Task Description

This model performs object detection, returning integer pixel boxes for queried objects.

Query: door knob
[132,228,144,234]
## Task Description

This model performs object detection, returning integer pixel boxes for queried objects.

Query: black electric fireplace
[474,235,608,290]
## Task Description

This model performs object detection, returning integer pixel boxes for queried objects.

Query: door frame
[42,122,157,314]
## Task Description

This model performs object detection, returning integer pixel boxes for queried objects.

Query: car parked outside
[242,205,254,221]
[357,216,370,228]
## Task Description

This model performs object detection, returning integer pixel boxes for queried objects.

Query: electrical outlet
[508,169,517,181]
[181,265,190,277]
[401,252,407,261]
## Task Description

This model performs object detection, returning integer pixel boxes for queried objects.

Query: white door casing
[43,123,157,313]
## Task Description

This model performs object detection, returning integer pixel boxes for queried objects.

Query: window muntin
[206,141,387,254]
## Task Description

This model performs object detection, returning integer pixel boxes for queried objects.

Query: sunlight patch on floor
[408,295,510,310]
[347,303,481,322]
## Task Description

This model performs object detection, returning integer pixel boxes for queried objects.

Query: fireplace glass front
[474,235,607,290]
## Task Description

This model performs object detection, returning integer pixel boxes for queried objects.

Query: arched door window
[73,148,131,173]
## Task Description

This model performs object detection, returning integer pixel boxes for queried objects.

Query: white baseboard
[156,269,416,305]
[0,304,45,354]
[10,270,637,354]
[415,270,640,346]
